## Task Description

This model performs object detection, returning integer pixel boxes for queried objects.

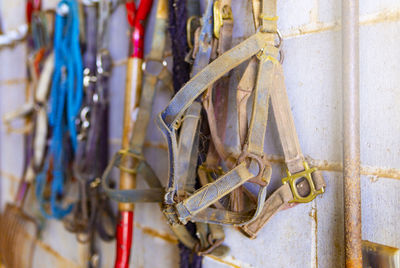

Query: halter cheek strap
[102,0,170,204]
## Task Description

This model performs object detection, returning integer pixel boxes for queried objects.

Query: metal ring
[237,149,269,185]
[141,59,166,77]
[275,29,283,50]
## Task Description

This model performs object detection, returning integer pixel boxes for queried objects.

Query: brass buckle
[281,161,324,203]
[117,149,143,174]
[198,164,224,183]
[213,0,233,39]
[186,16,200,49]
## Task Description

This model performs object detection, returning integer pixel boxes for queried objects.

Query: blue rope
[37,0,83,219]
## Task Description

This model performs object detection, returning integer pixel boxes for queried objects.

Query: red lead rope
[126,0,153,59]
[115,211,134,268]
[115,1,153,268]
[26,0,41,25]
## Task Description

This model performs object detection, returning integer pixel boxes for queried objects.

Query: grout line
[112,58,129,67]
[0,78,27,86]
[2,139,400,185]
[282,8,400,39]
[0,170,20,182]
[113,139,400,180]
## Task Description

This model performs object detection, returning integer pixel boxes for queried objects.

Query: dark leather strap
[67,2,116,241]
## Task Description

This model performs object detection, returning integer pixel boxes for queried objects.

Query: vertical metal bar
[342,0,362,267]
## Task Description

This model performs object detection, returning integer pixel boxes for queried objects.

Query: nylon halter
[36,0,83,219]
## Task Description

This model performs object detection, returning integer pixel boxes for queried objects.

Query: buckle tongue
[281,161,324,203]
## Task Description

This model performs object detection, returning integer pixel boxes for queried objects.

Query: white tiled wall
[1,0,399,267]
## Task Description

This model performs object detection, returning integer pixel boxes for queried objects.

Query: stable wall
[1,0,399,267]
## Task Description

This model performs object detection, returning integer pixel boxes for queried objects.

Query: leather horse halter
[102,0,229,261]
[156,0,325,229]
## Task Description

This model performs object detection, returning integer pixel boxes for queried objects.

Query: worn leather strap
[158,43,279,225]
[241,171,326,238]
[158,0,326,228]
[239,1,326,236]
[102,150,164,203]
[176,102,202,193]
[158,31,274,208]
[102,0,169,203]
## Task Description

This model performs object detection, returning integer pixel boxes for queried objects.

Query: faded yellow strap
[260,0,277,33]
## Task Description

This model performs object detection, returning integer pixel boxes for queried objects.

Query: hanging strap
[102,0,169,203]
[157,29,274,225]
[37,0,83,219]
[238,0,326,237]
[240,64,326,237]
[157,0,325,226]
[65,1,116,242]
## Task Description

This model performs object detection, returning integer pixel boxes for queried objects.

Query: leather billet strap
[102,0,170,204]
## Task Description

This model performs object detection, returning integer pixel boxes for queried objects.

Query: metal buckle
[117,149,144,174]
[141,59,167,77]
[213,0,233,39]
[83,68,97,88]
[198,165,224,183]
[186,16,200,49]
[281,161,324,203]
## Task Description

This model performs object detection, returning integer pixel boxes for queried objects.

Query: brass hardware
[213,0,233,39]
[282,161,324,203]
[186,16,200,49]
[117,149,143,174]
[198,164,224,183]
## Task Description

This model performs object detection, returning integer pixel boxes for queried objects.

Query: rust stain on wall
[310,205,319,268]
[135,223,178,244]
[361,9,400,26]
[112,58,129,67]
[0,78,27,86]
[283,9,400,39]
[205,255,242,268]
[140,141,400,180]
[144,141,168,151]
[0,170,19,182]
[11,229,79,268]
[35,239,80,268]
[133,223,252,267]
